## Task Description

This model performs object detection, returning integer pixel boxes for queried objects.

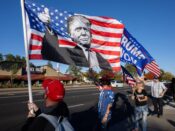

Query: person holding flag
[21,79,72,131]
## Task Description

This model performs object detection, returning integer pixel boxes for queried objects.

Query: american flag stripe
[89,19,124,29]
[82,15,122,24]
[91,44,120,51]
[112,67,121,71]
[91,29,122,38]
[30,39,42,46]
[87,16,123,71]
[145,61,161,76]
[58,40,76,47]
[91,25,123,34]
[28,29,44,59]
[57,35,77,48]
[29,45,42,50]
[107,58,120,63]
[98,54,119,59]
[91,48,120,55]
[127,77,136,87]
[31,34,43,41]
[121,66,136,87]
[91,39,120,46]
[30,50,42,54]
[92,34,121,42]
[29,54,42,59]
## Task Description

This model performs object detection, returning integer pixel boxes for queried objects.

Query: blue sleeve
[108,91,114,104]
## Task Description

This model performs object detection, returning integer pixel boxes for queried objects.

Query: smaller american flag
[121,66,136,87]
[145,60,161,77]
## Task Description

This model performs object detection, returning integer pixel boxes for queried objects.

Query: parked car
[111,80,124,88]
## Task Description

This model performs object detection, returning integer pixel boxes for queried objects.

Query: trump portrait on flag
[25,0,124,72]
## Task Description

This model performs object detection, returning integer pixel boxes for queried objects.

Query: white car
[111,80,124,88]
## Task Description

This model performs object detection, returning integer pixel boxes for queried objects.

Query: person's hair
[67,15,91,34]
[99,78,111,86]
[136,81,144,85]
[172,78,175,83]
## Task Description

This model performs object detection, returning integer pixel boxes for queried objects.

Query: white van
[111,80,124,88]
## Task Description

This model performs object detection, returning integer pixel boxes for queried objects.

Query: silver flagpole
[56,63,60,72]
[20,0,33,103]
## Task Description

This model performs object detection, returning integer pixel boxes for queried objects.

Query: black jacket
[21,101,69,131]
[41,30,111,70]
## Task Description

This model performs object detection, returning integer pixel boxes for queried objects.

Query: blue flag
[121,28,155,76]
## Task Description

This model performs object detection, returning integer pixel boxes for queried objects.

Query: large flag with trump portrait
[24,0,124,72]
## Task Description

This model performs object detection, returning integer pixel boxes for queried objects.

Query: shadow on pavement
[70,92,135,131]
[167,119,175,128]
[111,93,134,126]
[70,105,98,131]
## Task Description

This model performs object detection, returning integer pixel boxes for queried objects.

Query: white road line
[21,101,84,109]
[7,93,15,95]
[68,104,84,108]
[0,92,99,99]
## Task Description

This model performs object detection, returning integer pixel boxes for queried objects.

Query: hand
[27,110,36,118]
[131,95,135,100]
[159,92,164,97]
[28,102,39,112]
[136,97,141,102]
[101,116,108,125]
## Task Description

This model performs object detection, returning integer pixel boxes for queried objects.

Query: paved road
[0,86,175,131]
[0,86,98,131]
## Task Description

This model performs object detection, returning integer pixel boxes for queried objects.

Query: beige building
[0,65,76,88]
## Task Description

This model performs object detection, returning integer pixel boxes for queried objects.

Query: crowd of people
[20,75,175,131]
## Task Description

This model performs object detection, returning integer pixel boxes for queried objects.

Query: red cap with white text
[42,79,65,101]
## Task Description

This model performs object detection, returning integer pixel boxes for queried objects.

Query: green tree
[0,53,3,61]
[125,64,137,76]
[15,55,21,61]
[159,69,165,81]
[5,54,16,61]
[161,72,174,81]
[0,54,27,88]
[85,69,99,81]
[66,65,82,80]
[114,72,123,81]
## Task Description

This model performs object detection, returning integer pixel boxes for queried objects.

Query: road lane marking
[68,104,84,108]
[7,93,15,95]
[0,92,99,99]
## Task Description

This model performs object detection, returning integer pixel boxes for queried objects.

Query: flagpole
[20,0,33,103]
[56,63,60,72]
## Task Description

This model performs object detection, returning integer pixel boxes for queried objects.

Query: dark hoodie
[21,101,69,131]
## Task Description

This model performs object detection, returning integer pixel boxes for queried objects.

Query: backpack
[39,113,75,131]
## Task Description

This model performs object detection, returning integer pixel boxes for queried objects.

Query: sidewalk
[108,100,175,131]
[147,104,175,131]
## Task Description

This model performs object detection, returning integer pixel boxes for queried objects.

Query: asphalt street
[0,85,175,131]
[0,86,94,130]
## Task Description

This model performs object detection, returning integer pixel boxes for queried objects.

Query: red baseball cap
[42,79,65,101]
